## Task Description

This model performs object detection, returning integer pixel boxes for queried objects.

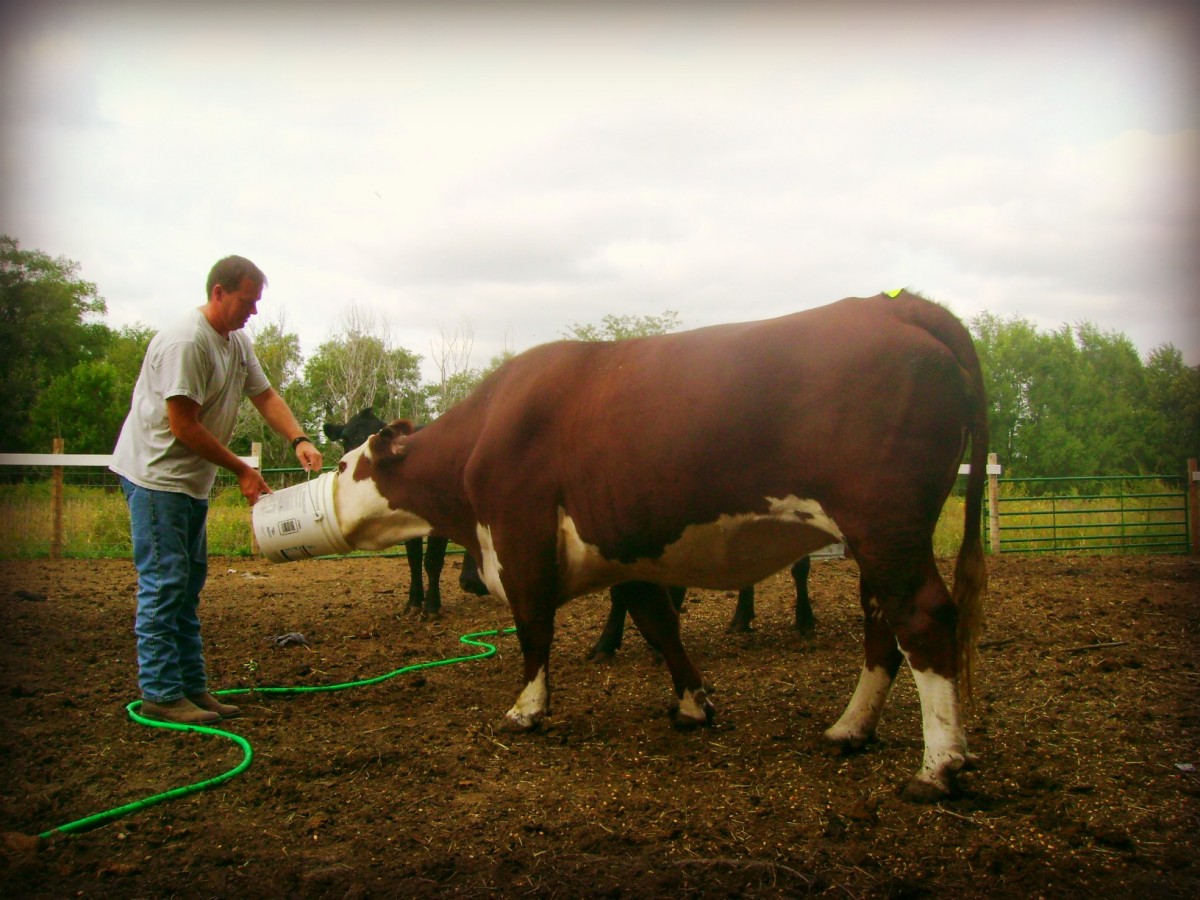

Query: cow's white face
[331,440,432,550]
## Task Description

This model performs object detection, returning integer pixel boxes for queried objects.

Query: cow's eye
[337,461,347,473]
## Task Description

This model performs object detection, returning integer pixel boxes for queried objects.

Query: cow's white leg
[676,686,712,727]
[905,665,971,801]
[824,663,894,748]
[503,666,549,731]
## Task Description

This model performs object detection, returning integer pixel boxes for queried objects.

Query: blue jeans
[120,477,210,703]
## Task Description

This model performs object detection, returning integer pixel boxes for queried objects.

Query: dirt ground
[0,552,1197,899]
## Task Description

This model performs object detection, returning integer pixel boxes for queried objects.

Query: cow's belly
[557,496,844,598]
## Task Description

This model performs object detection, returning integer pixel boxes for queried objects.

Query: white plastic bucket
[252,471,352,563]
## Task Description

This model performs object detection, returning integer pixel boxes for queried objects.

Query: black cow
[587,557,815,661]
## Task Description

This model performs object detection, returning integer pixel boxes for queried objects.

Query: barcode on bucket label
[279,518,302,536]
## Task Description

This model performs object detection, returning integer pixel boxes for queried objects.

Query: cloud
[1,0,1197,381]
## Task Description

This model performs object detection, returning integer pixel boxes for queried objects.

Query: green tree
[0,236,109,450]
[969,312,1042,470]
[232,317,310,468]
[24,324,154,453]
[1143,345,1200,474]
[970,312,1194,478]
[561,310,683,341]
[26,361,126,453]
[104,324,156,393]
[302,306,425,443]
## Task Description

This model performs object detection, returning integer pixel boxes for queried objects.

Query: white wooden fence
[0,440,261,558]
[1,442,1007,560]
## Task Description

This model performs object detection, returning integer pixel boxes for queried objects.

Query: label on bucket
[253,472,352,563]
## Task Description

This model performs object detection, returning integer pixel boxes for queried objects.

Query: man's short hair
[206,256,267,296]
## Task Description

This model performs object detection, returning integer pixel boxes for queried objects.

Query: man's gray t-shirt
[110,308,270,499]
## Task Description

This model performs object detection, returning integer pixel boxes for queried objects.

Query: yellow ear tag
[884,288,903,298]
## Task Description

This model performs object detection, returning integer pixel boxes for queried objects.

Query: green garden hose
[37,626,515,838]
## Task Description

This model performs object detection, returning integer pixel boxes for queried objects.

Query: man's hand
[296,442,323,472]
[238,467,273,506]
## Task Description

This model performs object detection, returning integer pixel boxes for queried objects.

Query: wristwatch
[291,435,313,450]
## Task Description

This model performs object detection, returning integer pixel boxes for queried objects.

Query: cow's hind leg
[825,573,902,751]
[404,538,424,616]
[890,562,973,801]
[421,537,448,618]
[617,581,713,728]
[839,557,972,801]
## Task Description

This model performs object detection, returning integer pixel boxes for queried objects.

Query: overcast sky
[2,0,1197,384]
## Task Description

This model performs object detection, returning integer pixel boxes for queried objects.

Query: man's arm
[249,388,324,472]
[166,395,273,505]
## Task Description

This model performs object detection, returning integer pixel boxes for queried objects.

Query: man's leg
[121,478,219,725]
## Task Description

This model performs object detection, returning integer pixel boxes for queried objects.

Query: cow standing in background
[322,293,988,800]
[324,409,486,618]
[587,556,815,661]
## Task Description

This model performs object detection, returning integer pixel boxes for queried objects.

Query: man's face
[214,276,262,333]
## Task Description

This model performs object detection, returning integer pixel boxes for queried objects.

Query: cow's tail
[893,292,988,705]
[952,357,989,707]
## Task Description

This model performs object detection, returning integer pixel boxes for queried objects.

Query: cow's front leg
[501,599,555,732]
[791,556,816,636]
[727,585,756,632]
[422,536,448,618]
[617,581,713,728]
[404,537,425,616]
[586,590,629,662]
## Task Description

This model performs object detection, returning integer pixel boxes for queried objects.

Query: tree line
[2,236,1196,477]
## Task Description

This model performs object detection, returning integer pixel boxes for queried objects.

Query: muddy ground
[0,553,1197,898]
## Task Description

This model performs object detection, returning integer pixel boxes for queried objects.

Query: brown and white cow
[327,292,988,800]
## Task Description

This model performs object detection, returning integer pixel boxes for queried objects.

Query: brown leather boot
[187,692,242,719]
[141,697,221,725]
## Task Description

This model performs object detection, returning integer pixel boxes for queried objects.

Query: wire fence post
[987,452,1000,554]
[1189,458,1198,556]
[51,438,65,559]
[250,442,262,555]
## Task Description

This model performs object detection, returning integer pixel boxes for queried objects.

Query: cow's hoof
[670,688,714,729]
[404,605,424,619]
[586,647,616,663]
[421,608,441,621]
[901,772,959,803]
[822,727,876,753]
[459,574,489,596]
[499,710,543,733]
[726,621,753,634]
[902,756,967,802]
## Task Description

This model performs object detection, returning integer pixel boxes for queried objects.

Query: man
[110,256,322,725]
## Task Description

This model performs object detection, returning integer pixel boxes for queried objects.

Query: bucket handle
[306,474,325,523]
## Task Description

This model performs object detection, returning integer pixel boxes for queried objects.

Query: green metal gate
[991,474,1190,554]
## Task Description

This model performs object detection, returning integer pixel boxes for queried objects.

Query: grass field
[2,483,972,560]
[1,477,1187,560]
[0,482,257,559]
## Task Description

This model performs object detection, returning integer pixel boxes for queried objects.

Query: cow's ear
[322,423,343,440]
[372,419,414,462]
[385,418,415,436]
